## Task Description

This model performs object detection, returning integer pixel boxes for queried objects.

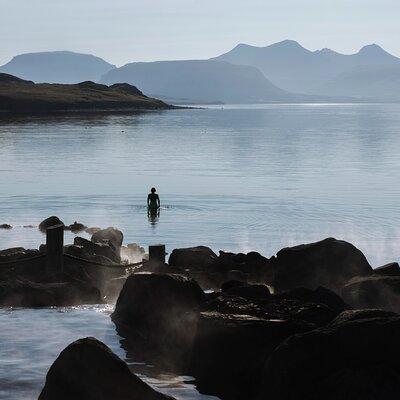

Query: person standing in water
[147,187,160,211]
[147,187,160,225]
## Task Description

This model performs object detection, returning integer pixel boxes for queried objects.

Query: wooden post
[46,224,64,273]
[149,244,166,266]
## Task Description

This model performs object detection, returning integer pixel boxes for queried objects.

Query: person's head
[151,187,156,193]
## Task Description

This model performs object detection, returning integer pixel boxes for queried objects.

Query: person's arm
[147,194,150,207]
[156,194,160,208]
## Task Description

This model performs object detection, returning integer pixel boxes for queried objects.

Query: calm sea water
[0,104,400,398]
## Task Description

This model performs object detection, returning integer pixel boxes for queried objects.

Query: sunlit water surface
[0,104,400,398]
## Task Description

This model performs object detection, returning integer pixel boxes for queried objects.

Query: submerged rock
[0,223,12,229]
[169,246,217,271]
[38,216,64,233]
[259,311,400,400]
[272,237,373,292]
[38,337,174,400]
[341,275,400,312]
[66,221,87,233]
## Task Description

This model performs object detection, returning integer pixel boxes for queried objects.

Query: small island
[0,73,173,114]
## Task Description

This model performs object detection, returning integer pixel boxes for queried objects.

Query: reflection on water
[148,207,160,226]
[0,307,218,400]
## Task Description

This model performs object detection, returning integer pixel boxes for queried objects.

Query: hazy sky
[1,0,399,66]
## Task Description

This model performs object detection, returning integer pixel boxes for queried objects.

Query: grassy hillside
[0,74,171,113]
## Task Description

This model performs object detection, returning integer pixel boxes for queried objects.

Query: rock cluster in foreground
[25,230,400,399]
[111,272,400,400]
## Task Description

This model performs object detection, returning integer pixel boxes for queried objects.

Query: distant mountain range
[214,40,400,100]
[1,41,400,103]
[99,60,294,103]
[0,51,115,84]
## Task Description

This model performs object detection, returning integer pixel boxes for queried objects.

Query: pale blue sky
[1,0,399,66]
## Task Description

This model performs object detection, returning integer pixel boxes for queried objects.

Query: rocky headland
[0,73,173,114]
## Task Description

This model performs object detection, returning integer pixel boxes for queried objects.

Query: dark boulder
[39,216,64,233]
[374,262,400,277]
[275,286,350,314]
[66,221,87,233]
[64,245,118,265]
[0,247,41,262]
[39,337,174,400]
[91,227,123,250]
[168,246,217,271]
[203,292,262,316]
[190,312,310,399]
[0,279,101,307]
[74,236,120,263]
[259,311,400,400]
[330,309,398,326]
[221,279,246,292]
[0,223,12,229]
[209,251,272,280]
[341,275,400,312]
[112,273,206,369]
[273,237,373,293]
[224,283,271,301]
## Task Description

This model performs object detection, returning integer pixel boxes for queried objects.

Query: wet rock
[374,262,400,277]
[64,244,118,265]
[259,311,400,400]
[74,236,120,263]
[112,273,206,369]
[273,237,373,293]
[275,286,350,314]
[66,221,87,233]
[169,246,217,271]
[0,223,12,229]
[190,312,310,399]
[330,309,398,326]
[220,279,246,292]
[0,247,40,262]
[341,275,400,312]
[203,293,262,316]
[224,283,271,301]
[91,227,123,250]
[212,250,272,278]
[38,337,174,400]
[38,216,64,233]
[0,279,101,307]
